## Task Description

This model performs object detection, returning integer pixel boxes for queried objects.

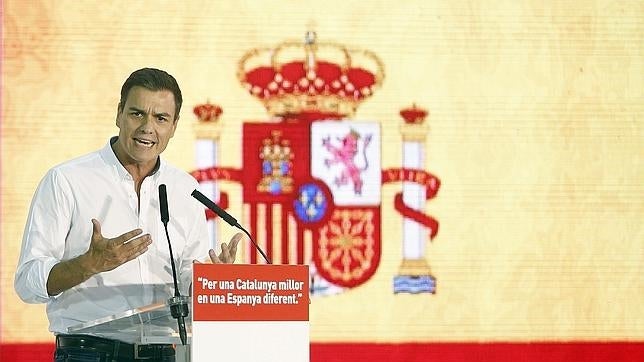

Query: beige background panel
[2,0,643,343]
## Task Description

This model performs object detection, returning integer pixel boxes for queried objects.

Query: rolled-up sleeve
[14,168,74,303]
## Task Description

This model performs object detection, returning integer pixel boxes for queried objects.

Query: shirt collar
[100,136,163,180]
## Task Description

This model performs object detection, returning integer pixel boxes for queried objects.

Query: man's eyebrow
[153,111,172,118]
[127,106,145,113]
[127,107,172,118]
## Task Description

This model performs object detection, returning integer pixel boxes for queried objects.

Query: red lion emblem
[322,129,373,195]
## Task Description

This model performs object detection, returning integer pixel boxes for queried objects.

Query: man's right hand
[46,219,152,296]
[83,219,152,274]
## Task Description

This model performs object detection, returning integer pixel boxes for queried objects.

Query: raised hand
[208,232,242,264]
[46,219,153,296]
[84,219,152,274]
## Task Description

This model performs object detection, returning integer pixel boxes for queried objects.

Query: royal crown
[193,102,223,122]
[399,104,428,124]
[238,31,385,121]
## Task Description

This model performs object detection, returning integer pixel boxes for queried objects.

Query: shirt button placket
[138,179,150,289]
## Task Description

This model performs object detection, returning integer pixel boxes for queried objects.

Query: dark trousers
[54,334,175,362]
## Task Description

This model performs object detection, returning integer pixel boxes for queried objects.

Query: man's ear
[115,105,122,127]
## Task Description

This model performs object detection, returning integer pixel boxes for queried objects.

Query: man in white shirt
[14,68,239,361]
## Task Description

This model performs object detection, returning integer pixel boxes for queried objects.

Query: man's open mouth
[134,138,155,147]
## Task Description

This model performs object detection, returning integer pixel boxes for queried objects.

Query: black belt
[56,334,175,360]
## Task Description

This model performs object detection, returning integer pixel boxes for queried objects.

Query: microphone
[191,189,239,228]
[191,189,272,264]
[158,184,189,345]
[159,184,169,224]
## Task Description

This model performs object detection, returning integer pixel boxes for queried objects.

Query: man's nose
[138,115,154,133]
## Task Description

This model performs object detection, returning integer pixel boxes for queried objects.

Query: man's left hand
[208,232,242,264]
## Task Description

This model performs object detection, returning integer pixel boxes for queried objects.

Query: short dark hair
[118,68,183,120]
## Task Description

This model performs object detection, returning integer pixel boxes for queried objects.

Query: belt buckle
[133,343,143,359]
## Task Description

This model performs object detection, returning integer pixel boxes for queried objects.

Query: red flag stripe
[2,342,643,362]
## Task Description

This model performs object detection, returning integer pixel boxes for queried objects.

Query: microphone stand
[159,184,189,345]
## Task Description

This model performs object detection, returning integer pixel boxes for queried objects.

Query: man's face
[114,86,178,168]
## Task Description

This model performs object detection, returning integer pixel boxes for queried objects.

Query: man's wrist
[76,253,97,279]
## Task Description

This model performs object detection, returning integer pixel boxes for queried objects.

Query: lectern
[68,264,310,362]
[67,296,192,360]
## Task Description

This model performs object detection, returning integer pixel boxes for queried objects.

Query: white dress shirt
[14,138,209,342]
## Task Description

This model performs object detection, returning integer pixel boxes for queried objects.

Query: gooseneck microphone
[191,189,272,264]
[158,184,189,345]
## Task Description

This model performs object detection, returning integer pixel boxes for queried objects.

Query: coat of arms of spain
[191,32,440,295]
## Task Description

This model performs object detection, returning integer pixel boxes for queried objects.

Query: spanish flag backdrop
[1,1,643,361]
